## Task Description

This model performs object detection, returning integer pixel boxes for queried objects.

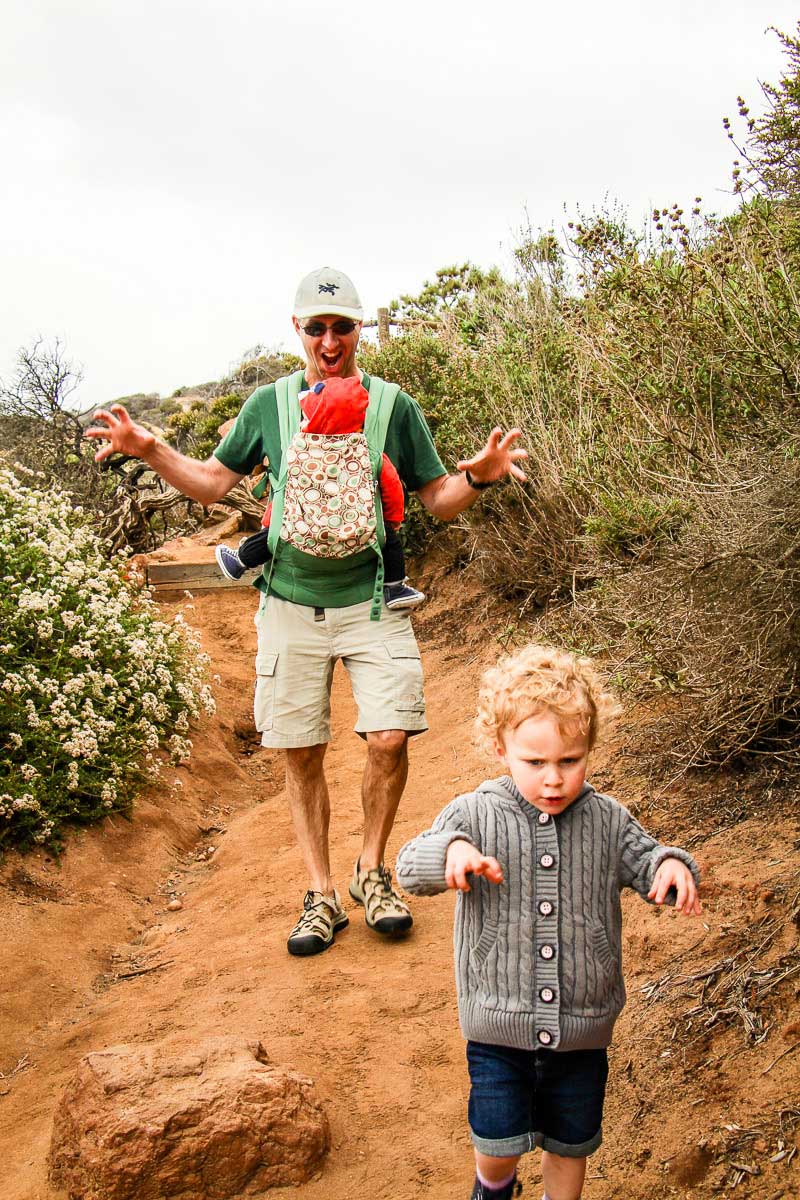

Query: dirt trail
[1,562,798,1200]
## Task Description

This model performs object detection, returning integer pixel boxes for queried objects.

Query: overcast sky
[1,1,796,410]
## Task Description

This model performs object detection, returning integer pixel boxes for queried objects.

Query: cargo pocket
[254,651,278,732]
[385,637,425,714]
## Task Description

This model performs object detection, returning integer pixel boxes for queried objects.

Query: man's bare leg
[360,729,409,870]
[349,730,413,934]
[285,743,351,957]
[285,744,333,894]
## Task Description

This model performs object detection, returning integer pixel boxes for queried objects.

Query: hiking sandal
[287,889,349,956]
[349,860,413,935]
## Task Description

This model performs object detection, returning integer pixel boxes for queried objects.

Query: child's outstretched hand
[445,839,504,892]
[648,858,702,916]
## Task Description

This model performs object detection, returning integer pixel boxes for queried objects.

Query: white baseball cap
[293,266,364,321]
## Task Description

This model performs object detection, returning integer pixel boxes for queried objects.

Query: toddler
[396,644,701,1200]
[215,375,425,610]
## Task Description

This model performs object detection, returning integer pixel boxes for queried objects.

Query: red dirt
[1,549,798,1200]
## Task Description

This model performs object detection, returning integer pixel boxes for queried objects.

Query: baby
[396,644,701,1200]
[215,375,424,610]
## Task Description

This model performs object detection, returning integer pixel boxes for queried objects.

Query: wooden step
[146,560,261,592]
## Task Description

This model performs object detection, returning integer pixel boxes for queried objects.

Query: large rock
[48,1038,330,1199]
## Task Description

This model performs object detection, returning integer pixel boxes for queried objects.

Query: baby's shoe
[383,579,426,610]
[215,544,246,581]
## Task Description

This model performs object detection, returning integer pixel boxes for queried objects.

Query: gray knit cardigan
[395,776,700,1053]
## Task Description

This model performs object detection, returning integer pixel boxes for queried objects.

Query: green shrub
[441,180,800,599]
[229,350,304,392]
[582,493,691,557]
[166,392,245,459]
[581,436,800,769]
[362,327,492,467]
[361,326,499,551]
[0,467,215,852]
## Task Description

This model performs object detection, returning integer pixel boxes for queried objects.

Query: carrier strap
[251,371,304,502]
[264,370,306,564]
[276,370,304,447]
[363,375,400,619]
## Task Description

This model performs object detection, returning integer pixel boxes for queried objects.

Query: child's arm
[396,798,479,896]
[619,813,702,915]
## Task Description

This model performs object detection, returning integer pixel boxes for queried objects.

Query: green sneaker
[349,860,413,935]
[287,889,349,957]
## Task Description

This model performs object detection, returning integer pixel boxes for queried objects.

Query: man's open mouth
[321,351,343,371]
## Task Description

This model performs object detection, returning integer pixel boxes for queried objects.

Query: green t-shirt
[214,372,446,608]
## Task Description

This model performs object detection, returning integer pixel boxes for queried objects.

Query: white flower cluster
[0,467,217,850]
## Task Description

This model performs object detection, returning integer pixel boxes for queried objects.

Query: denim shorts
[466,1041,608,1158]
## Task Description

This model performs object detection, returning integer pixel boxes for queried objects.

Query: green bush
[0,467,216,852]
[361,326,499,551]
[579,436,800,768]
[440,182,800,600]
[582,493,691,557]
[166,392,245,460]
[362,327,493,467]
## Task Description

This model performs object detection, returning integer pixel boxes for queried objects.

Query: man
[86,266,527,958]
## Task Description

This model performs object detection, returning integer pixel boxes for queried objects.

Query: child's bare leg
[474,1150,520,1187]
[541,1151,585,1200]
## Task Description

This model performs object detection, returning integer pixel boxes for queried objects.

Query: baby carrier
[256,370,400,620]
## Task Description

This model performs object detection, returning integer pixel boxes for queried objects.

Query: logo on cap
[318,283,339,295]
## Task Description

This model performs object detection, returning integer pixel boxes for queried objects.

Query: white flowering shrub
[0,467,216,851]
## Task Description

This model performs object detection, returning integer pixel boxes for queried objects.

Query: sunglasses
[300,319,358,337]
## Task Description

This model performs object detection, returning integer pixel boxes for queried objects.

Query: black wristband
[465,469,495,491]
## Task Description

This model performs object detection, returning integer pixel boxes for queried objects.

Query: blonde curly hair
[474,643,619,755]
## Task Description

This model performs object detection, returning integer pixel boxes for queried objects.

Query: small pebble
[167,899,183,912]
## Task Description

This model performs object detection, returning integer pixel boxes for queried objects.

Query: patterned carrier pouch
[281,430,376,557]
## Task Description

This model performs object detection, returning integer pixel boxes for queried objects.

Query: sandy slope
[1,565,798,1200]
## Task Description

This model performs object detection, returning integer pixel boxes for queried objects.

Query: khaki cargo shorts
[253,594,428,748]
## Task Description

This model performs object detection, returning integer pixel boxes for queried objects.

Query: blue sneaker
[383,580,426,610]
[215,544,246,581]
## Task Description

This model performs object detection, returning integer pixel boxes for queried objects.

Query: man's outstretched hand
[457,427,528,487]
[84,405,157,462]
